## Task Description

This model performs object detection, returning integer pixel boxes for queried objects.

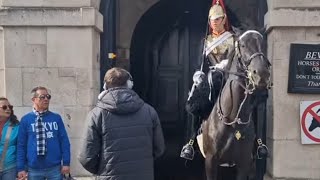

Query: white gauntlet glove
[214,59,229,69]
[193,71,206,85]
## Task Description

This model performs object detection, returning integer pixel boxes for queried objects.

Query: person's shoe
[180,139,195,160]
[257,144,268,159]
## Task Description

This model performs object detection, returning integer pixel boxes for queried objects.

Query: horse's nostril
[253,70,257,74]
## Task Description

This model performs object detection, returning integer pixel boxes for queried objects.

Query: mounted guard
[180,0,269,163]
[180,0,235,160]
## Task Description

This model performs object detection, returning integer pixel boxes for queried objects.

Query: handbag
[63,174,76,180]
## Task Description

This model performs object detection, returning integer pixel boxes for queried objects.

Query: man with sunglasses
[17,86,70,180]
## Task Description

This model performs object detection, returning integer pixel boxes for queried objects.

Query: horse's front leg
[205,154,218,180]
[236,151,254,180]
[236,172,248,180]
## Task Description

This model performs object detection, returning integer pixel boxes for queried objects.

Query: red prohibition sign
[301,101,320,143]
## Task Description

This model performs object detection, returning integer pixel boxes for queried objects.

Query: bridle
[235,32,272,90]
[217,31,272,126]
[236,30,270,69]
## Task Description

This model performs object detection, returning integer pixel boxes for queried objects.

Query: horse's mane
[239,30,263,40]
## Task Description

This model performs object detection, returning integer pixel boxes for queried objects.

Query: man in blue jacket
[17,86,70,180]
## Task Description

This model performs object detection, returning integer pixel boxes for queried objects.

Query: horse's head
[236,30,271,89]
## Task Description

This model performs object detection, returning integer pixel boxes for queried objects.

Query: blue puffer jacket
[0,120,19,171]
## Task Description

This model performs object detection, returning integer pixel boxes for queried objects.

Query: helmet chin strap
[211,16,226,35]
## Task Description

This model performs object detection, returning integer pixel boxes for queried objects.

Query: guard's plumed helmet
[208,0,225,20]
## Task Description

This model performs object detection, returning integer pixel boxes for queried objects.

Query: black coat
[78,87,165,180]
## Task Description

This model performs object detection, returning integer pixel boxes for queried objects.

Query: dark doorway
[99,0,116,90]
[129,0,268,179]
[131,1,208,179]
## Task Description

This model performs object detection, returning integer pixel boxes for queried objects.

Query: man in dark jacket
[78,67,165,180]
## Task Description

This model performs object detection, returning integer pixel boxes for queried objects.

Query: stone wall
[266,0,320,179]
[0,1,102,176]
[0,27,5,96]
[1,0,100,9]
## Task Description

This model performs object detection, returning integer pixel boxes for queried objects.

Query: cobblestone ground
[73,174,273,180]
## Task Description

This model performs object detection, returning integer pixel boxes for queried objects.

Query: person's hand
[214,59,229,69]
[17,171,27,180]
[61,166,70,174]
[192,71,205,85]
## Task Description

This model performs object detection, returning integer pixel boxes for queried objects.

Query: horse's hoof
[180,144,195,160]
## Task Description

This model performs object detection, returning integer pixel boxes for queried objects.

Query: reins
[215,33,268,126]
[217,78,254,126]
[209,66,246,78]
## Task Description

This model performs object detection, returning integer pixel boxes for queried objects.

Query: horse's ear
[231,26,242,37]
[258,27,267,36]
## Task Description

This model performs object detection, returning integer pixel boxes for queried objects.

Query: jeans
[0,167,17,180]
[28,165,62,180]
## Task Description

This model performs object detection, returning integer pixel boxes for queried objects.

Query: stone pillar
[0,0,102,176]
[265,0,320,179]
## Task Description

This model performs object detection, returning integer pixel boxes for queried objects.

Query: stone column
[265,0,320,179]
[0,0,102,176]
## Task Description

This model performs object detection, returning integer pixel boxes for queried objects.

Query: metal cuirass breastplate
[206,34,234,65]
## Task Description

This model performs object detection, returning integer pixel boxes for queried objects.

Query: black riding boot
[180,139,195,160]
[180,115,203,161]
[256,138,268,159]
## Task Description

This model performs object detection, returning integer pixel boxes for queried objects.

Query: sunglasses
[0,105,13,110]
[36,94,52,100]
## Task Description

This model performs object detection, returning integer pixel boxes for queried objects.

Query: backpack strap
[0,124,13,171]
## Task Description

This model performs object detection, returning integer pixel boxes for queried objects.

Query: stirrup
[180,139,195,160]
[257,138,269,159]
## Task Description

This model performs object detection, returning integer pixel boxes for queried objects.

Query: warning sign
[300,101,320,144]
